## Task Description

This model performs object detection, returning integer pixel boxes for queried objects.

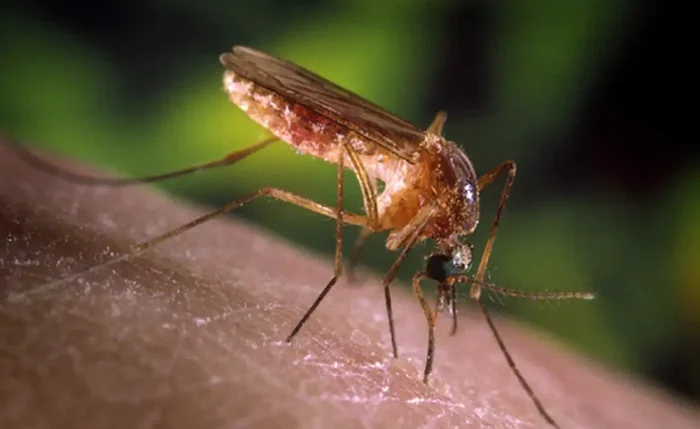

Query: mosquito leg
[344,144,380,284]
[130,187,366,254]
[286,146,346,342]
[426,111,448,135]
[382,203,437,358]
[8,136,278,186]
[472,161,561,428]
[450,276,595,301]
[345,142,379,228]
[32,186,367,294]
[346,227,372,284]
[472,160,516,299]
[412,272,436,383]
[478,301,559,428]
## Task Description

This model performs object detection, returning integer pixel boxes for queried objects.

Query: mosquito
[11,46,594,428]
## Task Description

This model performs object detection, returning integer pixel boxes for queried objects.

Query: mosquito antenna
[487,287,508,307]
[480,282,595,301]
[451,275,595,302]
[7,136,277,186]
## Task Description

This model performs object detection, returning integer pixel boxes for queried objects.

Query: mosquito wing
[220,46,425,162]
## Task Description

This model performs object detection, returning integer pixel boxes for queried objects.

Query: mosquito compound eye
[462,181,476,204]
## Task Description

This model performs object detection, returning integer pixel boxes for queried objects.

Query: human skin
[1,141,698,429]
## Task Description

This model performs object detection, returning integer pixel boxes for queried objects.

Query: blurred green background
[1,0,698,408]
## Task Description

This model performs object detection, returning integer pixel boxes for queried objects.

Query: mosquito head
[425,242,473,283]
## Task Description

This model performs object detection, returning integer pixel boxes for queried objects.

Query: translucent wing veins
[220,46,425,163]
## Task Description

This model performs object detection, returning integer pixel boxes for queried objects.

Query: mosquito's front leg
[470,160,561,428]
[471,160,516,299]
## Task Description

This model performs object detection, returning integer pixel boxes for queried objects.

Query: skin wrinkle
[1,143,699,429]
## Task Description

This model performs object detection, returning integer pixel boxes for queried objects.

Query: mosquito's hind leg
[35,183,367,294]
[9,136,278,186]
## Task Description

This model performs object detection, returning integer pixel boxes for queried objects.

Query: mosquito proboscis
[10,46,594,428]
